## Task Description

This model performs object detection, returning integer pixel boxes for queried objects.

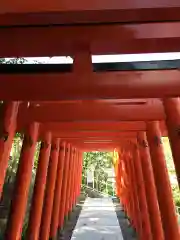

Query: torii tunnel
[1,1,180,240]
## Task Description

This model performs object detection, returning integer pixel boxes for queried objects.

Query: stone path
[71,197,124,240]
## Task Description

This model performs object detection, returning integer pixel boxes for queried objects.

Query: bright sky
[15,52,180,64]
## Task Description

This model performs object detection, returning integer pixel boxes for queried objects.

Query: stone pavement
[71,197,124,240]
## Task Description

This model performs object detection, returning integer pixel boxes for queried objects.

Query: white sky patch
[4,52,180,63]
[24,56,73,64]
[92,52,180,63]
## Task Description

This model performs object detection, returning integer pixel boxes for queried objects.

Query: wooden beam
[1,22,180,56]
[57,137,135,141]
[38,120,167,137]
[39,121,146,132]
[74,142,133,151]
[81,146,117,151]
[81,148,115,152]
[48,131,137,138]
[17,101,164,122]
[1,70,180,100]
[1,1,180,25]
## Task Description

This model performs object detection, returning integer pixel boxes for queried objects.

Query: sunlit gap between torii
[4,52,180,64]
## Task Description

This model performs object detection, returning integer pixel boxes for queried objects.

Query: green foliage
[5,135,23,184]
[162,137,180,211]
[83,151,113,169]
[0,133,41,237]
[0,58,26,64]
[82,152,114,194]
[33,142,41,170]
[107,181,114,196]
[172,185,180,213]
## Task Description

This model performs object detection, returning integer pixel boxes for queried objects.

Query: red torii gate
[0,1,180,240]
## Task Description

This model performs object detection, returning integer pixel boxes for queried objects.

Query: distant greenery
[162,137,180,212]
[82,152,114,194]
[0,58,26,64]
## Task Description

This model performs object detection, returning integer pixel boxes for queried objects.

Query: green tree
[162,137,180,214]
[0,58,26,64]
[82,152,113,193]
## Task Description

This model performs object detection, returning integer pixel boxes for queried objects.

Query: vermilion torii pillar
[39,138,60,240]
[122,152,132,218]
[117,153,126,210]
[0,102,19,197]
[65,147,75,217]
[128,152,142,237]
[50,142,66,239]
[77,151,83,197]
[115,152,122,200]
[137,132,164,240]
[113,151,120,198]
[72,150,79,208]
[146,121,180,240]
[124,149,141,231]
[120,151,131,216]
[27,131,52,240]
[58,144,71,229]
[74,151,81,202]
[5,122,39,240]
[123,152,135,226]
[132,144,152,240]
[163,97,180,188]
[68,149,77,212]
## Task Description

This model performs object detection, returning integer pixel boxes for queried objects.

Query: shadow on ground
[59,194,86,240]
[113,198,137,240]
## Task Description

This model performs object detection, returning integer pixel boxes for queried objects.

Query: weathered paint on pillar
[163,98,180,188]
[132,144,152,240]
[58,144,71,228]
[0,102,19,197]
[50,142,66,239]
[137,132,164,240]
[39,138,60,240]
[146,121,180,240]
[5,122,39,240]
[27,131,52,240]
